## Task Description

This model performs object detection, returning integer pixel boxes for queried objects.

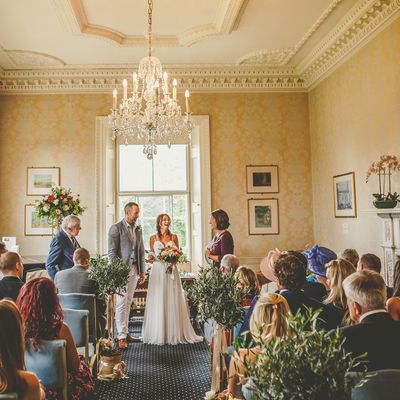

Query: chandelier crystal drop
[108,0,192,160]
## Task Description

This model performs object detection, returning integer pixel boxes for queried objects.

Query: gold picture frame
[26,167,60,196]
[24,204,52,236]
[246,165,279,193]
[248,198,279,235]
[333,172,357,218]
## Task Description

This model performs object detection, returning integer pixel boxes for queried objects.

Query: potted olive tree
[88,255,130,380]
[238,308,365,400]
[186,265,248,399]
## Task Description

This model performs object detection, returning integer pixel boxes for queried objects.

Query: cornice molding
[60,0,248,47]
[299,0,400,87]
[0,0,398,93]
[0,66,305,93]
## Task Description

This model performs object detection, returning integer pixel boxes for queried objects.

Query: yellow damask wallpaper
[309,18,400,256]
[0,92,313,260]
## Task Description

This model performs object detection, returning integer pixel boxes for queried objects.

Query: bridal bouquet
[158,245,187,275]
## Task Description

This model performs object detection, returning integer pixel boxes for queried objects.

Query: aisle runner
[97,340,211,400]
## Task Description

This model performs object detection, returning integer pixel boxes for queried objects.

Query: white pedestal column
[377,210,400,286]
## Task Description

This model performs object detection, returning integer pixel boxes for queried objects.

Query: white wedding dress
[142,240,203,345]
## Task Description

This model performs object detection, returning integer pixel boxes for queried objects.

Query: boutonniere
[135,224,142,233]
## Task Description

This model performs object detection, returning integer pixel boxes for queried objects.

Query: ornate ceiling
[0,0,399,93]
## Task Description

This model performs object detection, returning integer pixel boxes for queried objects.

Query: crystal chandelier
[108,0,193,160]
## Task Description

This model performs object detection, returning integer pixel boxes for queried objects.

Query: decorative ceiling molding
[59,0,248,47]
[237,48,294,66]
[299,0,400,87]
[5,50,65,68]
[0,66,305,93]
[0,0,398,93]
[236,0,343,66]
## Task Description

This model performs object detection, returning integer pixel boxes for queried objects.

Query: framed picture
[248,198,279,235]
[246,165,279,193]
[333,172,357,218]
[26,167,60,196]
[24,204,52,236]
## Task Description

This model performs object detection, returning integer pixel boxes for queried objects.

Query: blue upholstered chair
[0,394,18,399]
[63,308,89,363]
[350,369,400,400]
[25,339,68,400]
[58,293,97,346]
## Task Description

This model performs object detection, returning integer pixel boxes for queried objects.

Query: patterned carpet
[97,324,211,400]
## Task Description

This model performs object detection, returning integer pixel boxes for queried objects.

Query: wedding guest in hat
[302,245,337,289]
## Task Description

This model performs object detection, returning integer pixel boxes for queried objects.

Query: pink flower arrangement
[366,155,400,202]
[35,186,86,226]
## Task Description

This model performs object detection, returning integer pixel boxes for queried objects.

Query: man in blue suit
[46,215,81,280]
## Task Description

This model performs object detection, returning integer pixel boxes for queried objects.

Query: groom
[108,202,146,349]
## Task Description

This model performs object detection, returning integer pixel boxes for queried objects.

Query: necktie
[71,236,80,249]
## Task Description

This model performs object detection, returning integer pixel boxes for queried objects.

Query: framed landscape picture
[333,172,357,218]
[246,165,279,193]
[248,198,279,235]
[24,204,52,236]
[27,167,60,196]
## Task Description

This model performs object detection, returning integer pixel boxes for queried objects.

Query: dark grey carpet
[97,324,210,400]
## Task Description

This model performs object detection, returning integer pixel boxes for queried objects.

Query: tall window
[117,144,190,256]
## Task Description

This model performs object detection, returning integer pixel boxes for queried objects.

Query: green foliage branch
[237,308,366,400]
[185,265,248,329]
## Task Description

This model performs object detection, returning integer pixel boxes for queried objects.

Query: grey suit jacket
[54,265,96,294]
[108,219,146,274]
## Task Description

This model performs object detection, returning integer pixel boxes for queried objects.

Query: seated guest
[288,250,327,302]
[55,247,106,337]
[338,248,359,268]
[0,242,6,279]
[236,266,260,307]
[274,254,337,329]
[55,248,95,294]
[220,254,240,273]
[0,252,24,301]
[324,259,355,326]
[46,215,82,280]
[341,270,400,371]
[0,242,7,255]
[0,299,44,400]
[302,245,337,289]
[386,258,400,319]
[240,249,327,337]
[357,253,393,298]
[220,293,290,400]
[17,277,95,399]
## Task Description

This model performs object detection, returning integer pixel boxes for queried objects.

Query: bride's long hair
[156,213,172,239]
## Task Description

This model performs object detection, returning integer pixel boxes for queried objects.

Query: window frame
[116,144,192,255]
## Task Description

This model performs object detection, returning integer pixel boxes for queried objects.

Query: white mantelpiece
[377,209,400,286]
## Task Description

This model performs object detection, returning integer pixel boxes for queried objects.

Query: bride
[142,213,203,345]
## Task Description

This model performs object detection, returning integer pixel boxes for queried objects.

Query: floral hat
[302,245,337,277]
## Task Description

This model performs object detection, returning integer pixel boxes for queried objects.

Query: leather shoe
[118,339,128,350]
[126,334,141,343]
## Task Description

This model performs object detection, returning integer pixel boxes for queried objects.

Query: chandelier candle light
[108,0,193,160]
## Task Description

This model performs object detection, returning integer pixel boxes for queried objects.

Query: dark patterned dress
[44,323,96,400]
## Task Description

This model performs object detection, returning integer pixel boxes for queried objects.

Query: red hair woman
[17,277,95,399]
